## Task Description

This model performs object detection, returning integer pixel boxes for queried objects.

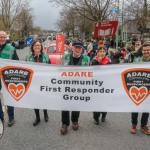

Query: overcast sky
[30,0,61,30]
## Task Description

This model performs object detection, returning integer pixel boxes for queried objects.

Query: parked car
[47,36,53,41]
[44,43,71,64]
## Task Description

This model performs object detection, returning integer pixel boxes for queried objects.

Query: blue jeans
[0,98,4,120]
[7,106,14,121]
[0,99,14,121]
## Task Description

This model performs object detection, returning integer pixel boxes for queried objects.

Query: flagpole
[116,0,119,49]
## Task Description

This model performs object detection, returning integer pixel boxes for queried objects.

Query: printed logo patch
[1,66,33,101]
[122,68,150,106]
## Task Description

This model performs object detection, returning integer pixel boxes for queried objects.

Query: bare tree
[51,0,118,38]
[123,0,150,34]
[56,7,93,38]
[16,8,33,37]
[0,0,30,31]
[49,0,116,21]
[56,8,76,36]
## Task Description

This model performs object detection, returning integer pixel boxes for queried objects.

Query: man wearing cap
[0,31,19,127]
[59,41,90,135]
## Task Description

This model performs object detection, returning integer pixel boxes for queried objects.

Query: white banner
[0,59,150,112]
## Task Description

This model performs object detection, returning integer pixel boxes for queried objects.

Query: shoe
[8,119,15,127]
[72,122,79,130]
[101,117,106,122]
[60,124,67,135]
[1,118,4,123]
[130,124,137,134]
[140,126,150,135]
[33,119,40,126]
[44,116,49,122]
[94,119,99,125]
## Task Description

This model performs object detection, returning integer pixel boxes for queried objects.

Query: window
[47,46,56,53]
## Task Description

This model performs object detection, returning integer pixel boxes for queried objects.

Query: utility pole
[143,0,148,34]
[115,0,120,49]
[121,0,124,41]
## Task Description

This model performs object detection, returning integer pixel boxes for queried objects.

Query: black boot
[44,110,49,122]
[33,109,40,126]
[101,112,107,122]
[33,118,40,126]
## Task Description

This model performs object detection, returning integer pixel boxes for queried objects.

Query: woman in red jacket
[91,46,111,125]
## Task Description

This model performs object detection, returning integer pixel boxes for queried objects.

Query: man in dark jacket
[0,31,19,127]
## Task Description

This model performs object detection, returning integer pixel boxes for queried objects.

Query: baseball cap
[72,41,83,48]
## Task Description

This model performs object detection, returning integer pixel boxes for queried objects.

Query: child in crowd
[91,46,111,125]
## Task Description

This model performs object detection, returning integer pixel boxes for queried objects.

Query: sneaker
[130,124,137,134]
[60,124,67,135]
[94,119,99,125]
[140,126,150,135]
[8,119,15,127]
[72,122,79,130]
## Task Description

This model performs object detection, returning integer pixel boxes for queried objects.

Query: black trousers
[34,109,48,119]
[0,98,3,120]
[93,112,107,120]
[131,112,149,126]
[61,111,80,126]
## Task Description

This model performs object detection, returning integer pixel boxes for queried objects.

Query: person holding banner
[91,46,111,125]
[0,31,19,127]
[130,42,150,135]
[26,40,50,126]
[59,41,90,135]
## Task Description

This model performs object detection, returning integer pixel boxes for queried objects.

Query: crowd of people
[0,30,150,136]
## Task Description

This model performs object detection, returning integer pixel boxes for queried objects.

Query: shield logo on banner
[121,68,150,106]
[1,66,33,101]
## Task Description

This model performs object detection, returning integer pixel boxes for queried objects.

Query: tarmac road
[0,41,149,150]
[0,110,150,150]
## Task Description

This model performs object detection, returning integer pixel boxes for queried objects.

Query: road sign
[26,37,33,46]
[56,34,65,54]
[93,20,119,37]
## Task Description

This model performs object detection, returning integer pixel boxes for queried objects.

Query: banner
[93,20,118,37]
[56,34,65,54]
[0,59,150,112]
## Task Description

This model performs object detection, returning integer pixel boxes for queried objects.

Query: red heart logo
[129,86,148,105]
[8,83,25,101]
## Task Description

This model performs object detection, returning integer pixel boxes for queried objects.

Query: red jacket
[94,56,111,65]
